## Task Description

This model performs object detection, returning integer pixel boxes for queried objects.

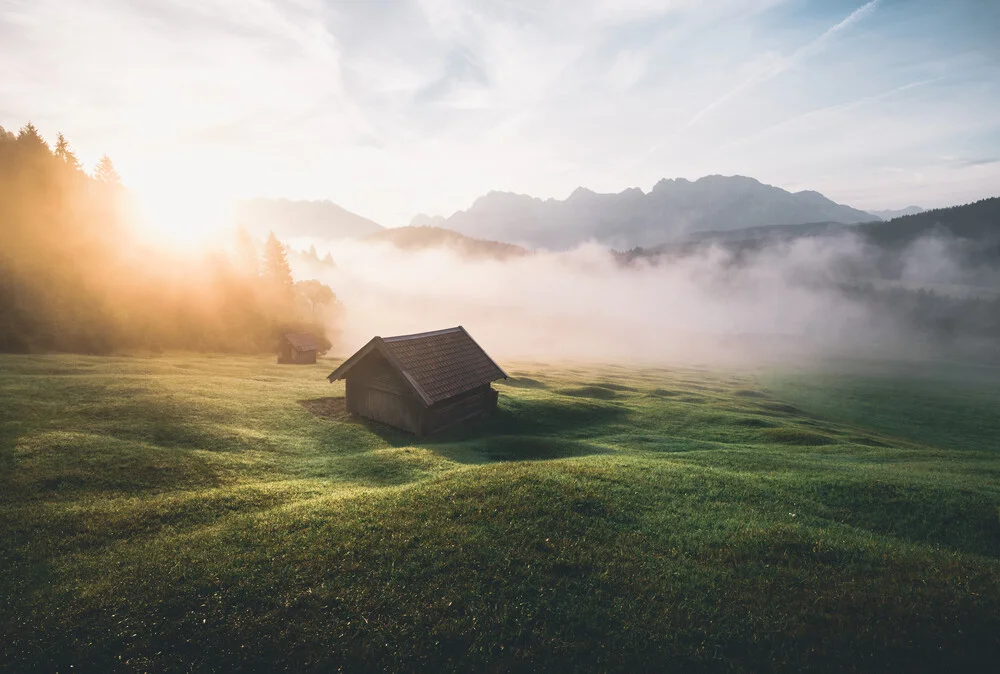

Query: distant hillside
[622,198,1000,282]
[365,226,528,260]
[619,221,858,262]
[429,175,876,250]
[857,198,1000,250]
[868,206,924,220]
[634,198,998,254]
[233,198,383,240]
[682,221,857,244]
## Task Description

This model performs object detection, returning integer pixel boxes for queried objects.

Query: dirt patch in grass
[648,388,680,397]
[298,397,349,421]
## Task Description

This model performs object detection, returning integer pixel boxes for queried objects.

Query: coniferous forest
[3,121,998,359]
[0,124,338,354]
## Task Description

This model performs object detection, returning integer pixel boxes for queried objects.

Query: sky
[1,0,999,227]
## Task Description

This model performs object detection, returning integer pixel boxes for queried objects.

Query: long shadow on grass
[71,387,274,455]
[497,377,548,389]
[301,394,626,464]
[3,432,223,501]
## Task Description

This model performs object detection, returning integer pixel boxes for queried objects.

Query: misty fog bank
[287,231,999,366]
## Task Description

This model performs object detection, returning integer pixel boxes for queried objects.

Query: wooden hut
[327,326,507,435]
[278,332,320,364]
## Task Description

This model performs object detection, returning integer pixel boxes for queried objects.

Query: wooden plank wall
[344,353,499,435]
[346,354,424,434]
[424,385,498,435]
[352,386,423,434]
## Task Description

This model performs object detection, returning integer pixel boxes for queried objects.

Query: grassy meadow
[2,353,1000,671]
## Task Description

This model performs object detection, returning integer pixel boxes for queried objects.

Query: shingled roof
[327,326,507,406]
[283,332,322,352]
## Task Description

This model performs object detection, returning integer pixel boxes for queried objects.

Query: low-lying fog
[287,232,998,365]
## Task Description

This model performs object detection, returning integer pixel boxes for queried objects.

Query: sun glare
[134,187,230,250]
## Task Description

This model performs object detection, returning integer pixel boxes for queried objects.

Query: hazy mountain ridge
[233,198,383,241]
[868,206,925,220]
[856,198,1000,249]
[622,197,1000,284]
[420,175,878,250]
[365,226,529,260]
[681,221,857,244]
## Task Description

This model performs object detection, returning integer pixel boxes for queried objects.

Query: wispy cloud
[722,77,942,151]
[1,0,997,222]
[689,0,880,126]
[949,157,1000,169]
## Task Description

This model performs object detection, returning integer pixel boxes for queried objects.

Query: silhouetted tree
[93,155,121,185]
[295,279,336,316]
[54,133,82,171]
[17,123,49,152]
[262,231,294,296]
[234,225,259,277]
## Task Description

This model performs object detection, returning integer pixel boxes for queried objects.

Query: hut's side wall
[279,342,316,364]
[423,385,498,435]
[345,354,425,434]
[349,385,424,433]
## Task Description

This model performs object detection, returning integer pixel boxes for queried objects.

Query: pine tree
[93,155,121,185]
[54,133,82,171]
[261,232,294,295]
[234,226,259,277]
[17,122,49,152]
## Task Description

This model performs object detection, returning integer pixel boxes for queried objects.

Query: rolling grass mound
[761,427,837,446]
[556,385,620,400]
[498,377,548,389]
[2,355,1000,671]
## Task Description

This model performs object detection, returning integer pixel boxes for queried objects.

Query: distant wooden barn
[278,332,321,364]
[327,326,507,435]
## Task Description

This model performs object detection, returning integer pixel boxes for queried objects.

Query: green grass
[2,354,1000,671]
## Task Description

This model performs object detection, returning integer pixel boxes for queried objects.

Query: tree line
[0,123,339,354]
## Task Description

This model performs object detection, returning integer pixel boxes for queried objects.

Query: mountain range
[231,198,383,241]
[867,206,925,220]
[233,178,934,252]
[411,175,878,250]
